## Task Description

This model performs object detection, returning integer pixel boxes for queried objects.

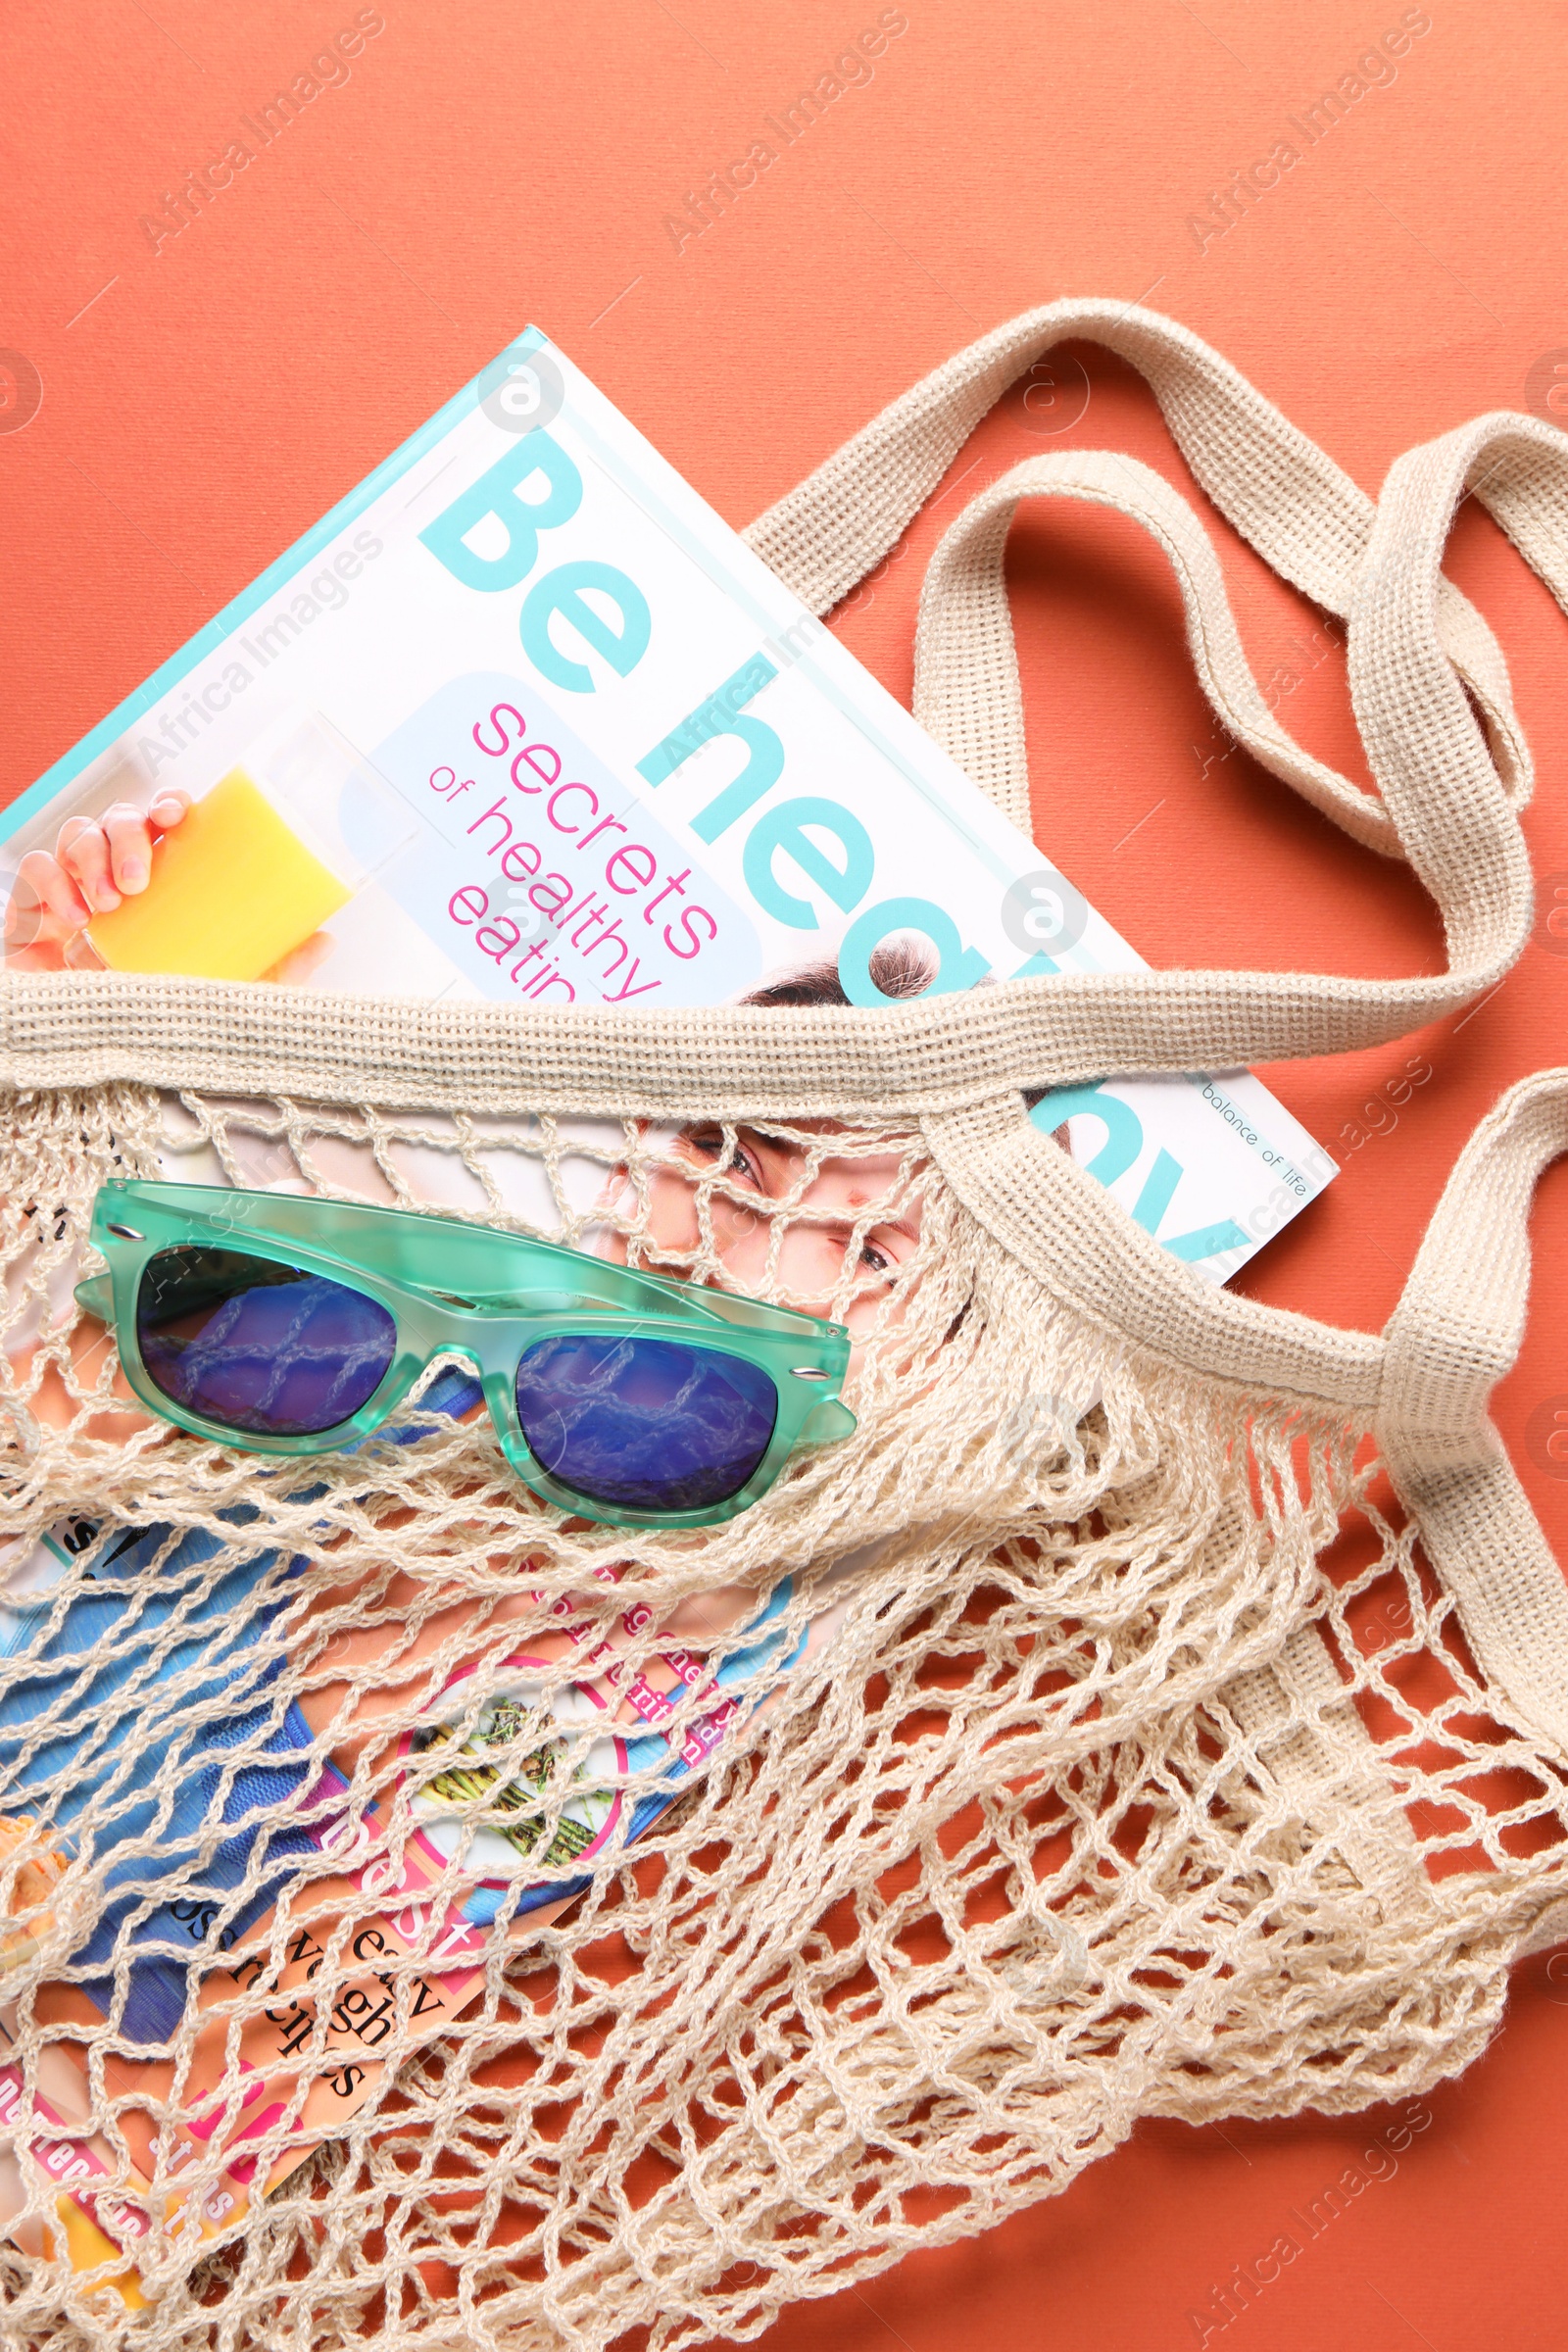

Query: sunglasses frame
[76,1180,858,1530]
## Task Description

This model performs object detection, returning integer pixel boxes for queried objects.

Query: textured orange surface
[4,4,1567,2344]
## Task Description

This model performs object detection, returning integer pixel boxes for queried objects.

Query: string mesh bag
[1053,406,1568,2132]
[1060,1057,1568,2165]
[0,312,1559,2351]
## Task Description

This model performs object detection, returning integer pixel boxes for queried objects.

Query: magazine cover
[1,326,1334,1276]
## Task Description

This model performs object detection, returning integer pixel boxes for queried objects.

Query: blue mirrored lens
[514,1334,778,1512]
[136,1247,397,1437]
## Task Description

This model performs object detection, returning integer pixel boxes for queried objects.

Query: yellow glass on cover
[87,769,351,981]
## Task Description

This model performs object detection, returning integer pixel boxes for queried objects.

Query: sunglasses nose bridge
[406,1297,533,1383]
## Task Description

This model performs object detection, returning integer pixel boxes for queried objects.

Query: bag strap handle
[1380,1067,1568,1760]
[897,418,1542,1063]
[1348,412,1568,921]
[744,299,1530,818]
[5,369,1562,1109]
[913,446,1406,852]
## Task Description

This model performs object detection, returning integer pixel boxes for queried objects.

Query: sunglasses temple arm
[74,1274,116,1326]
[801,1397,856,1444]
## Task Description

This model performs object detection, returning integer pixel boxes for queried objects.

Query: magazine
[0,329,1334,2291]
[1,326,1334,1271]
[1,1507,858,2296]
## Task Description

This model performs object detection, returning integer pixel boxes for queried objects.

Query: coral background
[4,2,1566,2343]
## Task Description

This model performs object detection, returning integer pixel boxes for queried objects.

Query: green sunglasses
[76,1180,857,1530]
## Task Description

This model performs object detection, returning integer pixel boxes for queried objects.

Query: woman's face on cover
[606,1122,923,1350]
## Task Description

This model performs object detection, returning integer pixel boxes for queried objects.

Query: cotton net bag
[0,305,1560,2350]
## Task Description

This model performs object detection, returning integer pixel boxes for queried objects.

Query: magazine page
[1,1498,858,2290]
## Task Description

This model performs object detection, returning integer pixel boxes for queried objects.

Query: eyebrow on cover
[719,1128,921,1229]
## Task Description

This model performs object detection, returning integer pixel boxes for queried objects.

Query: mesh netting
[0,1084,1554,2350]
